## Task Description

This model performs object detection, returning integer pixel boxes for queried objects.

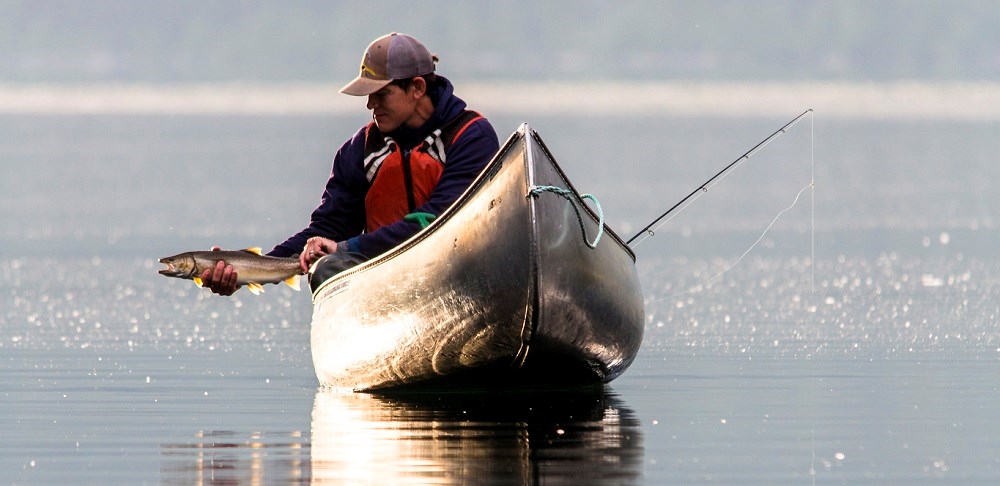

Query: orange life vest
[362,110,483,232]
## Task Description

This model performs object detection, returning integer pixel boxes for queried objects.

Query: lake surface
[1,111,997,484]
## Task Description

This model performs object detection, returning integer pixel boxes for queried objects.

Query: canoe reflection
[311,388,644,484]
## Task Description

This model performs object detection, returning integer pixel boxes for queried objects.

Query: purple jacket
[269,76,500,259]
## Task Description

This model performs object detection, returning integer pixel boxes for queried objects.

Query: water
[2,111,998,483]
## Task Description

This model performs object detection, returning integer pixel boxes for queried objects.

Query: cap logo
[360,63,378,79]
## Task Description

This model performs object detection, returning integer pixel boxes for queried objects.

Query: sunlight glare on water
[2,113,999,483]
[638,253,999,359]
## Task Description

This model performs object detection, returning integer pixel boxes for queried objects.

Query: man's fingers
[224,266,237,288]
[211,260,226,282]
[301,237,337,273]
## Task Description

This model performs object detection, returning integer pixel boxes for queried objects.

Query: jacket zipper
[401,148,416,212]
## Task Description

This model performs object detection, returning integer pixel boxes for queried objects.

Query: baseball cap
[340,33,437,96]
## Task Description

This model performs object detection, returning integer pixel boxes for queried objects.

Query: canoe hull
[310,125,643,391]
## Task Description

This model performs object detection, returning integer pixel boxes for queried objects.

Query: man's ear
[409,76,428,98]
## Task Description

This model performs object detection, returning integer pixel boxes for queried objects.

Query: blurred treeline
[1,0,997,82]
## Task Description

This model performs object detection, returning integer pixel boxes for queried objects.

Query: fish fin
[246,282,264,295]
[192,277,204,287]
[284,274,301,291]
[244,247,263,256]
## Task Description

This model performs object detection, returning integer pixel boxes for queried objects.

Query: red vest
[362,110,483,232]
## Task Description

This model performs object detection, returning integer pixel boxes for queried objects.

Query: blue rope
[528,185,604,249]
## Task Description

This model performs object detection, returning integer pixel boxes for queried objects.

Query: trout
[158,247,302,294]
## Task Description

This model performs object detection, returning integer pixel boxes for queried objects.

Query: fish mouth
[158,258,179,276]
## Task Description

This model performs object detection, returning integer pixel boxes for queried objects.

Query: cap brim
[340,76,392,96]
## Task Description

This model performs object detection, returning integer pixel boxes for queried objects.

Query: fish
[158,247,302,295]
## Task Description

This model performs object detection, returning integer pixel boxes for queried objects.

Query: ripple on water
[2,257,312,358]
[638,253,1000,359]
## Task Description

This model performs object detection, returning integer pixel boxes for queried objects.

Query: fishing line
[810,111,815,294]
[656,181,814,301]
[642,109,817,301]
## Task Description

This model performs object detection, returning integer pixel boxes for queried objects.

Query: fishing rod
[625,109,813,246]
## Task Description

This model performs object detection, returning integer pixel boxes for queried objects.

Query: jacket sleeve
[268,129,369,257]
[346,118,500,257]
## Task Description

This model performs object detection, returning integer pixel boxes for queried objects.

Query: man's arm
[268,130,369,258]
[201,130,370,296]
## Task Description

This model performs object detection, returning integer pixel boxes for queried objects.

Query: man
[203,33,500,296]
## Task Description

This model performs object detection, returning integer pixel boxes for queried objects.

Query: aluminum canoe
[310,124,644,391]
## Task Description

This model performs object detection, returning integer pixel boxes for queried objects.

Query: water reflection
[310,388,644,484]
[161,430,310,484]
[159,389,643,484]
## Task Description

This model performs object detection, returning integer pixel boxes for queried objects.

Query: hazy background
[1,0,997,255]
[2,0,998,83]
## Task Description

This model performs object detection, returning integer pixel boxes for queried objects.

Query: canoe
[310,124,644,391]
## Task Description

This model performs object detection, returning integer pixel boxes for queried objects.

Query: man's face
[366,83,419,133]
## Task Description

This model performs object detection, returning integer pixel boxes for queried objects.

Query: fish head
[158,252,197,278]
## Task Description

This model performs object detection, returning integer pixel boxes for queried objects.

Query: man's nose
[366,94,377,110]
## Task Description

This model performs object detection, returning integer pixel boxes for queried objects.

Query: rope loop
[528,185,604,249]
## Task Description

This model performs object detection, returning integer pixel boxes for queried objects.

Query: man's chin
[372,117,399,133]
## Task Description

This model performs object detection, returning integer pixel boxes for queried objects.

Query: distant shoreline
[1,81,998,119]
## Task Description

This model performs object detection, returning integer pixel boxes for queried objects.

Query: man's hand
[201,246,239,296]
[301,237,338,272]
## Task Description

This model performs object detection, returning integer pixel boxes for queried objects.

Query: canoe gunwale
[311,124,635,301]
[310,127,524,301]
